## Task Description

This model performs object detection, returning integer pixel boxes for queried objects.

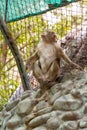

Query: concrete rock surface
[0,70,87,130]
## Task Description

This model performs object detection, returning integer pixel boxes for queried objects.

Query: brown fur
[26,30,82,85]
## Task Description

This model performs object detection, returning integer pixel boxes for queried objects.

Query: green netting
[0,0,80,23]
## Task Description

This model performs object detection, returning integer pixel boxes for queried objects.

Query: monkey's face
[41,30,57,44]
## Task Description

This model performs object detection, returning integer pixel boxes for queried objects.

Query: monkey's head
[41,30,58,44]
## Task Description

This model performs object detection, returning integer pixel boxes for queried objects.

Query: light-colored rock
[50,111,62,117]
[53,94,82,111]
[5,128,10,130]
[84,103,87,114]
[16,98,36,116]
[6,99,19,111]
[79,116,87,128]
[34,101,49,112]
[83,90,87,97]
[28,113,51,127]
[61,111,82,121]
[78,128,87,130]
[50,91,61,104]
[32,89,42,98]
[1,71,87,130]
[6,114,21,128]
[0,112,3,126]
[71,89,82,98]
[60,121,78,130]
[61,80,73,89]
[0,110,12,130]
[15,125,26,130]
[34,107,52,116]
[24,113,35,124]
[32,126,47,130]
[1,111,10,117]
[46,117,60,129]
[76,78,87,87]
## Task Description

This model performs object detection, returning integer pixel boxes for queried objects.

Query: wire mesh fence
[0,0,87,110]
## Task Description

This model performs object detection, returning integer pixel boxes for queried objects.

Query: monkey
[26,30,82,87]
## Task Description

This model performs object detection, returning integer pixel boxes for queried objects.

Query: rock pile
[0,70,87,130]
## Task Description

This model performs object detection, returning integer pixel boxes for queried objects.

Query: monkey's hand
[73,63,83,71]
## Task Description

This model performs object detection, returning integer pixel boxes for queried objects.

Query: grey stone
[77,78,87,87]
[0,112,3,126]
[84,103,87,114]
[50,111,62,117]
[24,113,35,124]
[6,128,10,130]
[6,99,20,111]
[1,71,87,130]
[2,113,12,130]
[15,125,26,130]
[71,89,82,99]
[35,101,49,112]
[61,111,82,121]
[16,98,36,116]
[53,94,82,111]
[79,116,87,128]
[61,80,73,89]
[32,126,47,130]
[1,111,10,117]
[28,113,51,127]
[46,117,60,129]
[78,128,87,130]
[50,91,61,104]
[34,107,52,116]
[83,91,87,97]
[6,114,21,128]
[60,121,78,130]
[0,119,2,126]
[32,89,42,98]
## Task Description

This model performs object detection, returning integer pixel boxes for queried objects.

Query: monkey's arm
[26,51,39,70]
[60,47,82,70]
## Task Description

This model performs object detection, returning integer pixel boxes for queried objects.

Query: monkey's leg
[39,61,60,89]
[46,61,60,82]
[33,61,44,83]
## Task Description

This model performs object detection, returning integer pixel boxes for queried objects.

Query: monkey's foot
[40,81,57,92]
[56,75,64,83]
[47,81,57,87]
[35,91,49,102]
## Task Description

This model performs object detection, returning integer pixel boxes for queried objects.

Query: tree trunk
[0,15,30,91]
